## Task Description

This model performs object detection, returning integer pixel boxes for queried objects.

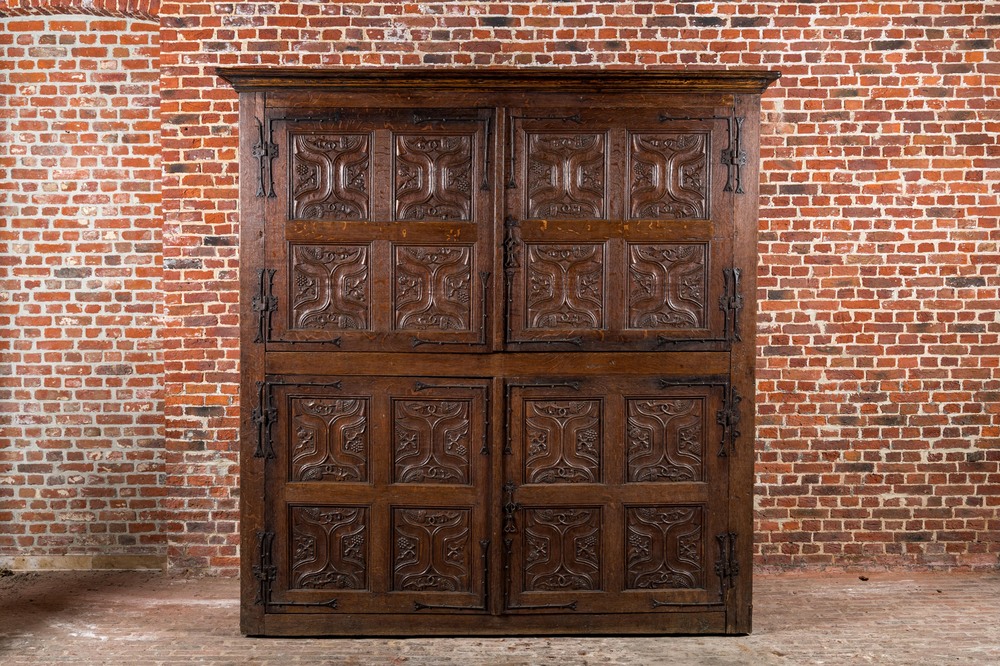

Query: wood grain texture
[231,68,776,636]
[217,68,781,94]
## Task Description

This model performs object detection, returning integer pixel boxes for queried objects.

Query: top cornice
[216,67,781,95]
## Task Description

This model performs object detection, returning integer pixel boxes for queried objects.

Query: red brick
[2,1,999,577]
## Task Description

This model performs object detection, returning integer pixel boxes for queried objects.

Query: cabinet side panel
[728,93,761,635]
[240,91,267,636]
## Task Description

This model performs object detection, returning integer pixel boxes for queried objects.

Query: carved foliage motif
[626,506,703,589]
[525,244,604,330]
[394,134,473,221]
[526,133,606,219]
[523,507,601,591]
[393,508,472,592]
[291,506,368,590]
[291,398,368,482]
[291,245,369,331]
[291,134,370,220]
[523,400,601,484]
[394,400,472,484]
[626,398,703,482]
[629,133,708,219]
[627,244,706,330]
[394,245,473,331]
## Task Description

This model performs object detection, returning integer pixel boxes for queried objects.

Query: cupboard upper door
[503,107,738,351]
[260,108,494,352]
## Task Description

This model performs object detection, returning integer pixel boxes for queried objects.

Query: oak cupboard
[217,68,780,636]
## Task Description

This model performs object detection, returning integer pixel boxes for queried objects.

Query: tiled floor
[1,570,998,664]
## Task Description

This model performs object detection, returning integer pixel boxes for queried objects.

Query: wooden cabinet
[218,68,779,636]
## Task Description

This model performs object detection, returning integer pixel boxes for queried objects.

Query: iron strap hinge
[658,111,746,194]
[714,532,739,597]
[251,380,276,459]
[715,385,743,457]
[720,115,747,194]
[255,529,339,610]
[252,268,277,344]
[502,481,519,535]
[719,267,744,344]
[252,530,277,605]
[252,118,278,198]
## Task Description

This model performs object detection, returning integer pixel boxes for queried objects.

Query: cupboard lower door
[502,377,731,614]
[258,377,491,615]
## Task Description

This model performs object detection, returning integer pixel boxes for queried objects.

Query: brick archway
[0,0,158,19]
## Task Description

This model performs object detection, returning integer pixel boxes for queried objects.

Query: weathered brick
[2,0,998,579]
[1,13,164,565]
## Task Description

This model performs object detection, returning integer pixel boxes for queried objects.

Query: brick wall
[0,14,164,567]
[5,1,999,575]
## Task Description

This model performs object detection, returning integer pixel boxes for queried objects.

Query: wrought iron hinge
[506,112,581,188]
[721,116,747,194]
[716,385,743,458]
[413,539,490,612]
[503,216,521,276]
[252,268,277,344]
[659,111,746,194]
[719,268,744,344]
[500,525,576,612]
[254,529,338,610]
[252,118,278,198]
[413,111,493,191]
[502,481,519,534]
[503,217,522,345]
[251,380,276,459]
[715,532,739,597]
[252,530,276,605]
[525,337,584,347]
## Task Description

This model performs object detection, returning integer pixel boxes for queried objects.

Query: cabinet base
[251,610,738,637]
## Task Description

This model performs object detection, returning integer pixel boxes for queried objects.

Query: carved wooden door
[503,107,738,351]
[502,378,732,614]
[258,378,490,614]
[261,107,493,352]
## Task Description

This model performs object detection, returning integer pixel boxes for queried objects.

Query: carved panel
[625,506,703,589]
[627,244,706,330]
[291,134,370,220]
[394,134,473,221]
[526,133,606,219]
[392,508,472,592]
[393,400,472,484]
[626,398,703,482]
[629,133,708,219]
[394,245,473,331]
[291,245,369,331]
[523,507,601,591]
[291,397,368,482]
[290,506,368,590]
[525,244,604,330]
[523,400,601,484]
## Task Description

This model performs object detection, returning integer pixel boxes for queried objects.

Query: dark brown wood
[218,67,780,95]
[220,67,778,637]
